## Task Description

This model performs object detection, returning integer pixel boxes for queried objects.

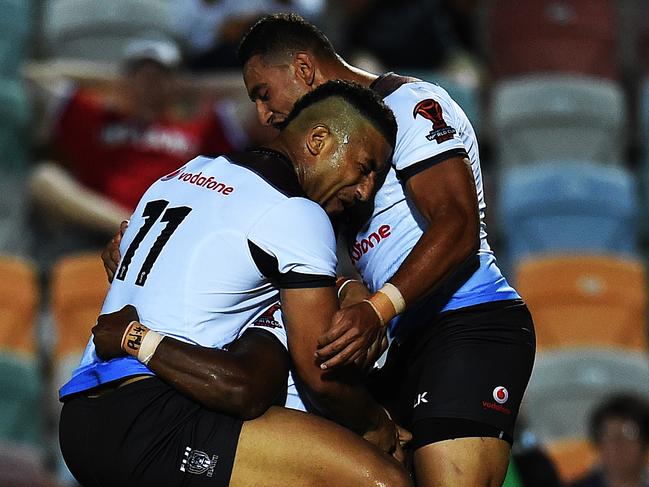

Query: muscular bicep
[405,155,479,226]
[280,286,339,388]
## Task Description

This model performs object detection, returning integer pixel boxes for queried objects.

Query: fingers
[315,326,357,359]
[119,219,129,238]
[397,425,413,446]
[318,338,365,369]
[316,322,347,349]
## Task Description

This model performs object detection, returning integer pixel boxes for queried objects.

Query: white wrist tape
[137,330,164,365]
[377,282,406,315]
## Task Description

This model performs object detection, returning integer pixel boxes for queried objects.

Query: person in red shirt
[29,38,245,262]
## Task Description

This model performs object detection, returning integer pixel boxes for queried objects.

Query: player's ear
[294,52,316,87]
[306,124,330,156]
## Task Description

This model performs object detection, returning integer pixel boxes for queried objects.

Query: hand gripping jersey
[352,74,519,338]
[60,149,336,399]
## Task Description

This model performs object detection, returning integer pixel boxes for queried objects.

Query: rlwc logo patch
[253,303,283,329]
[413,99,457,144]
[180,446,218,477]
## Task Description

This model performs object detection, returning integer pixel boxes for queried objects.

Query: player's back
[105,153,287,349]
[59,148,336,399]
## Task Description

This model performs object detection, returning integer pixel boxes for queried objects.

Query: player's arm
[280,285,406,457]
[318,155,479,367]
[92,305,289,420]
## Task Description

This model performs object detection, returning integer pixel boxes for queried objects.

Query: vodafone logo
[493,386,509,404]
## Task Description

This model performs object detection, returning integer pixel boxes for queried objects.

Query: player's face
[243,55,312,129]
[319,124,392,216]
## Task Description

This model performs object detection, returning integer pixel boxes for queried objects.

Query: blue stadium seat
[492,75,626,167]
[45,0,174,62]
[522,348,649,442]
[0,0,30,76]
[498,161,638,263]
[0,353,41,447]
[0,77,31,172]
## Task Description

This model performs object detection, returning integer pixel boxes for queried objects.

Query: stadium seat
[545,438,597,484]
[0,78,31,173]
[522,348,649,442]
[492,75,626,167]
[514,255,646,352]
[0,256,41,447]
[498,162,638,263]
[0,255,39,355]
[0,0,30,77]
[490,0,617,80]
[44,0,174,63]
[51,252,108,366]
[637,77,649,240]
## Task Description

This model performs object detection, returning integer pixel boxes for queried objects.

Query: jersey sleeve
[390,83,468,181]
[247,197,337,289]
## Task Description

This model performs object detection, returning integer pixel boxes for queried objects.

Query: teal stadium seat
[0,0,30,77]
[492,75,626,167]
[0,354,41,447]
[0,256,41,448]
[0,77,31,172]
[498,161,638,264]
[45,0,175,62]
[522,348,649,442]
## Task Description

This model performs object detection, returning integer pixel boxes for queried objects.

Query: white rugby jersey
[60,149,336,398]
[353,74,519,334]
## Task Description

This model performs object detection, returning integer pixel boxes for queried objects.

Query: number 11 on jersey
[116,199,192,286]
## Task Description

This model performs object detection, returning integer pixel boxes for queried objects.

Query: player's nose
[355,173,376,202]
[255,101,273,127]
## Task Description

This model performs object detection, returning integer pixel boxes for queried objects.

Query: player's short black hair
[282,79,397,151]
[238,13,337,66]
[589,393,649,445]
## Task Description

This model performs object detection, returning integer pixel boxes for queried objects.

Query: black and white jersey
[61,149,336,398]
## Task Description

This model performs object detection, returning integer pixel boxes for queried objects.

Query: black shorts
[59,376,243,487]
[369,299,535,449]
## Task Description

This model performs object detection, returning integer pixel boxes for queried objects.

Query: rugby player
[235,14,535,487]
[59,80,412,487]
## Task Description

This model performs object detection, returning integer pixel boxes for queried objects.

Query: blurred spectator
[571,393,649,487]
[173,0,325,70]
[511,423,564,487]
[27,38,246,268]
[341,0,481,84]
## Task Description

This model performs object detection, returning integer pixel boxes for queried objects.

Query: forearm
[147,340,262,417]
[120,323,283,420]
[298,362,385,434]
[30,162,131,234]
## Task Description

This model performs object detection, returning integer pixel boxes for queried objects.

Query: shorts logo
[493,386,509,404]
[414,392,428,408]
[180,446,218,477]
[413,99,457,144]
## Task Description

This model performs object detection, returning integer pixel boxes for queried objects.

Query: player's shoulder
[376,75,455,117]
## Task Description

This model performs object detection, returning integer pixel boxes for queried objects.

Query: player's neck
[327,60,379,89]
